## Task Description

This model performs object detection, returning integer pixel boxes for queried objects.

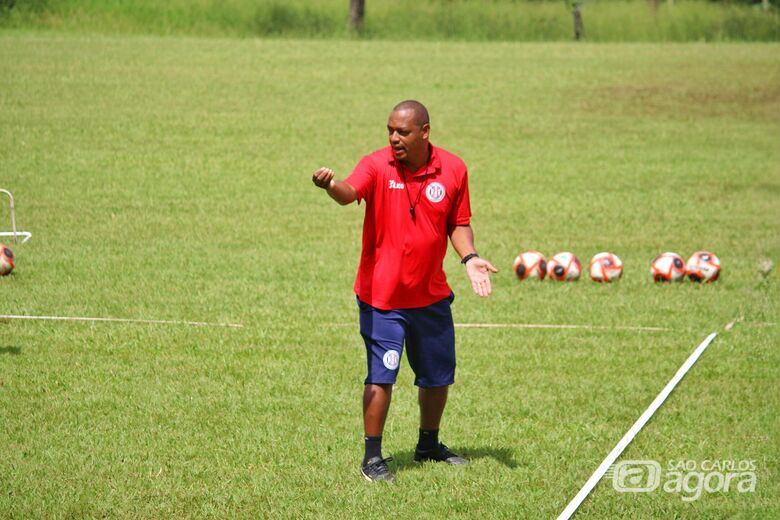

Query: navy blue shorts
[357,293,456,388]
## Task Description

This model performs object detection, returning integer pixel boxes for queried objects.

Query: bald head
[391,100,430,128]
[387,100,431,170]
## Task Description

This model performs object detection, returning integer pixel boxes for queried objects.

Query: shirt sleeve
[345,155,376,203]
[448,168,471,226]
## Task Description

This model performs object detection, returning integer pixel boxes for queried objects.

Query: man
[311,100,497,482]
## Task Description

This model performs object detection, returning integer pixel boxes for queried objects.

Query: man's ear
[421,123,431,140]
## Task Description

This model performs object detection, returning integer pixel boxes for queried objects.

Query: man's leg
[357,298,405,481]
[407,295,467,465]
[364,383,393,436]
[361,384,396,482]
[414,383,466,464]
[418,385,448,430]
[416,385,453,458]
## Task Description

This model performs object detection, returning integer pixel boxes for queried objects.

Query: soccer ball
[686,251,721,283]
[0,244,14,276]
[589,252,623,282]
[650,252,685,282]
[547,252,581,281]
[513,251,547,280]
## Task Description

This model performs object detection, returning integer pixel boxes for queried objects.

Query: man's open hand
[466,257,498,297]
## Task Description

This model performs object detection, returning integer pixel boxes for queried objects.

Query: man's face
[387,109,429,165]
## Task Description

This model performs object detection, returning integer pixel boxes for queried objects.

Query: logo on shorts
[383,350,400,370]
[426,182,445,203]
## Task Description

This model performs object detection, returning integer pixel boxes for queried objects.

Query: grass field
[0,32,778,518]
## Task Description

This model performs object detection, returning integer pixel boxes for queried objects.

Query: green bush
[253,2,343,37]
[0,0,778,41]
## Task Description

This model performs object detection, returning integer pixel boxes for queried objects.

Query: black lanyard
[398,160,431,221]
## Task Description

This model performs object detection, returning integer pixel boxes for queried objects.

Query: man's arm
[449,224,498,298]
[312,167,358,205]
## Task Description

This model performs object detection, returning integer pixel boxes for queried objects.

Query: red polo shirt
[345,144,471,310]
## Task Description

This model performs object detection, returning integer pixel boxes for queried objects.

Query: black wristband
[461,252,479,265]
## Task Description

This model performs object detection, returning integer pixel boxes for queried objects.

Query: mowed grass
[0,33,778,518]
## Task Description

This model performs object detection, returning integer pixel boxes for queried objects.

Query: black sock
[363,435,383,464]
[417,428,439,451]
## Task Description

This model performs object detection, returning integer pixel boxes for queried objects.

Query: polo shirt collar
[389,144,442,177]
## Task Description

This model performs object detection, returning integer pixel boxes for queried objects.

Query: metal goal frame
[0,189,32,244]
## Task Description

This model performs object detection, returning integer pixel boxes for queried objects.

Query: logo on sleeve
[383,350,400,370]
[425,182,445,203]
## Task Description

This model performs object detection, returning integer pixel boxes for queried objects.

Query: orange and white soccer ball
[589,252,623,282]
[513,251,547,280]
[0,244,14,276]
[686,251,720,283]
[650,252,685,282]
[547,252,581,281]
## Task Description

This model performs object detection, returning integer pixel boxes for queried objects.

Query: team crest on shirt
[383,350,400,370]
[425,182,446,203]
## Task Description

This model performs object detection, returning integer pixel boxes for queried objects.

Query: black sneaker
[361,456,395,482]
[414,443,469,465]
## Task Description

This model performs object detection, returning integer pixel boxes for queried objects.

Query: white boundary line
[741,322,777,328]
[455,323,669,332]
[0,314,243,328]
[556,331,718,520]
[329,323,668,332]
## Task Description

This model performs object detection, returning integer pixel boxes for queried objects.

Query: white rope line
[556,332,718,520]
[455,323,669,332]
[328,322,668,332]
[742,322,777,328]
[0,314,243,328]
